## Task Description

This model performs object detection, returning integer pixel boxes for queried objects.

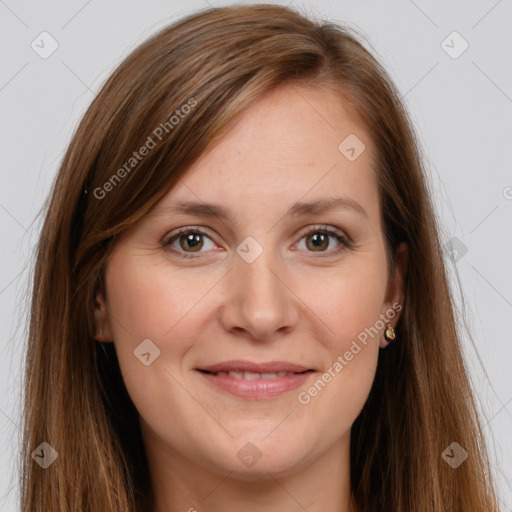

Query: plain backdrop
[1,0,511,510]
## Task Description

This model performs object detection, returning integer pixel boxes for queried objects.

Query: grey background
[1,0,511,510]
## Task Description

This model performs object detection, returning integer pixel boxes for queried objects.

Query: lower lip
[196,370,314,399]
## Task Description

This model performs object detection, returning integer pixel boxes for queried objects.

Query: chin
[189,427,319,480]
[224,439,312,481]
[227,457,306,482]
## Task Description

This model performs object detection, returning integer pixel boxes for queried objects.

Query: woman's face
[95,84,405,480]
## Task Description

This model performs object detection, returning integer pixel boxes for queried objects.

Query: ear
[94,291,113,343]
[380,242,408,348]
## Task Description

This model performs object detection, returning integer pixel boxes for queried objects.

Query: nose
[219,240,300,341]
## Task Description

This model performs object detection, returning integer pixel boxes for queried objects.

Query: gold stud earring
[384,323,396,342]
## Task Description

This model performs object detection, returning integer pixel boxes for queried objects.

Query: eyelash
[162,225,351,260]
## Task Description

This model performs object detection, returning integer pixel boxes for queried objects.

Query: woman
[21,3,501,511]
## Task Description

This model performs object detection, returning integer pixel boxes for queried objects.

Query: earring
[384,323,396,342]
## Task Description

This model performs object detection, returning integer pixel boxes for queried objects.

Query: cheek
[297,255,386,416]
[104,254,213,347]
[296,282,383,439]
[319,255,388,351]
[102,256,213,438]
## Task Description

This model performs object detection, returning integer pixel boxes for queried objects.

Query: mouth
[195,360,316,399]
[197,369,314,379]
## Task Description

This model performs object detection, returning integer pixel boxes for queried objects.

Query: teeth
[213,370,298,379]
[243,371,260,380]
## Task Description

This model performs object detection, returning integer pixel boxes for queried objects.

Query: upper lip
[197,360,313,373]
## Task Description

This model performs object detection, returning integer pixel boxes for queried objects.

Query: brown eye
[179,233,203,252]
[305,232,330,251]
[163,227,216,259]
[163,225,350,260]
[296,226,350,255]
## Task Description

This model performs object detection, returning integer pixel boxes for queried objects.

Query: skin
[95,84,407,512]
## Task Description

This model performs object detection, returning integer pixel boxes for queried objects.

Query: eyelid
[297,224,348,240]
[162,225,214,244]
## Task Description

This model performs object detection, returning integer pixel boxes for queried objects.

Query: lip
[195,360,316,399]
[197,360,313,373]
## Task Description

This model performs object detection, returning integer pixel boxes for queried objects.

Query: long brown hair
[20,4,500,511]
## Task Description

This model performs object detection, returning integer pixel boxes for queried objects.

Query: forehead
[155,84,379,227]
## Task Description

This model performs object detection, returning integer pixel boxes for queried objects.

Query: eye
[162,227,216,259]
[162,224,351,259]
[294,225,351,256]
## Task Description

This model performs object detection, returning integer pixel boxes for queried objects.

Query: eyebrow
[157,196,368,221]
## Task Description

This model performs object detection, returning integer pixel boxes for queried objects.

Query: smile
[204,370,300,379]
[196,368,315,399]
